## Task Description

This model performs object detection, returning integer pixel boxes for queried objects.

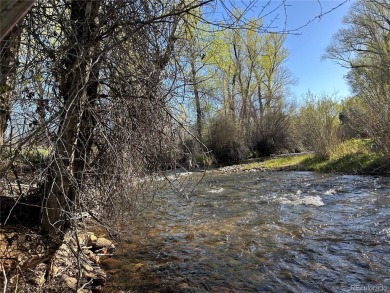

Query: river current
[105,171,390,292]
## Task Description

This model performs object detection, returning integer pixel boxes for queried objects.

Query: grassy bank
[242,139,390,175]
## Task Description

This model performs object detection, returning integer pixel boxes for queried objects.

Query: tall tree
[180,9,211,141]
[260,33,290,113]
[35,0,202,238]
[207,21,293,155]
[208,29,238,119]
[40,0,103,237]
[325,0,390,155]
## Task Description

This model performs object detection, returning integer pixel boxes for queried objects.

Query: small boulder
[89,234,98,243]
[84,249,100,264]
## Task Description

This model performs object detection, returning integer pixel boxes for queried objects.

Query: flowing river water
[105,171,390,292]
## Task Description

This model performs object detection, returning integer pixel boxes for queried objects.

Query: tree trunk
[0,26,21,145]
[258,84,264,120]
[40,0,100,239]
[190,53,202,141]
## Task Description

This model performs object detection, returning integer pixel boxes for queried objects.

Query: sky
[283,1,354,100]
[250,0,354,100]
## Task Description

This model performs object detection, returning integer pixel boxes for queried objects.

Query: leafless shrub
[251,109,292,156]
[207,114,249,163]
[0,1,200,277]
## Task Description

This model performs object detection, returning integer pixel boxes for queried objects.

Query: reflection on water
[105,171,390,292]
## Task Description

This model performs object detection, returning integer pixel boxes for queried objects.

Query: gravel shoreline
[2,229,115,293]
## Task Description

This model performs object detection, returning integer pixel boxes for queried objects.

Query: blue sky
[262,0,354,100]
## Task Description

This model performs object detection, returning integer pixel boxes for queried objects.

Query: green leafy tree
[325,0,390,155]
[179,9,214,141]
[206,19,293,157]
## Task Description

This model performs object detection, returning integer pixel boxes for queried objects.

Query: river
[104,171,390,292]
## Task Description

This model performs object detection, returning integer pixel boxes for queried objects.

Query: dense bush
[194,153,213,167]
[251,109,292,156]
[207,114,249,163]
[339,97,390,156]
[292,94,340,159]
[325,0,390,158]
[338,97,369,140]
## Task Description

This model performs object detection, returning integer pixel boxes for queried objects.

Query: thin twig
[1,263,7,293]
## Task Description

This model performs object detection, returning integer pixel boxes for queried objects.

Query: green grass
[263,154,314,169]
[241,161,263,170]
[241,154,316,171]
[195,153,213,167]
[241,139,390,175]
[321,139,389,174]
[19,148,51,163]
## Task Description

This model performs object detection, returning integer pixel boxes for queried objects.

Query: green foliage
[206,18,291,120]
[332,138,371,158]
[20,148,51,164]
[320,138,389,174]
[241,161,262,170]
[338,96,368,139]
[292,93,340,159]
[197,18,292,160]
[194,153,212,167]
[325,0,390,157]
[262,154,314,169]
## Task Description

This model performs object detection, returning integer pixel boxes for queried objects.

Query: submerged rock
[100,257,121,269]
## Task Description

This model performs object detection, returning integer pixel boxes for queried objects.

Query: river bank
[239,152,390,176]
[1,227,115,293]
[219,139,390,176]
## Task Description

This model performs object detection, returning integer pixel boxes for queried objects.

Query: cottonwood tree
[177,9,215,142]
[207,19,293,157]
[325,0,390,155]
[249,31,294,155]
